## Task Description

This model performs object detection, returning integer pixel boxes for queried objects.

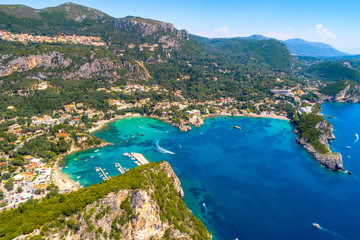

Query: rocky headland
[6,162,211,240]
[294,118,345,172]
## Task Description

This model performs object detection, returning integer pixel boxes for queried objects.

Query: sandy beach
[89,113,141,133]
[205,112,290,121]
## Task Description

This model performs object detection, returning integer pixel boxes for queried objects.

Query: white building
[37,82,48,90]
[299,106,312,114]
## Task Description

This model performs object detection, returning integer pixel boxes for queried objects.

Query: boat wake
[321,228,347,239]
[203,203,208,219]
[317,226,347,239]
[154,140,175,154]
[138,126,167,133]
[355,133,359,143]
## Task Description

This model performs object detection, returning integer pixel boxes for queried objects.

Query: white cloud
[264,32,294,40]
[196,26,239,38]
[315,24,336,39]
[214,26,231,37]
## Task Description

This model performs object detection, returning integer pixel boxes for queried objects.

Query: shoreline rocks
[294,119,345,172]
[296,136,344,171]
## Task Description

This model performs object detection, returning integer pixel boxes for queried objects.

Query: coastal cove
[61,111,360,240]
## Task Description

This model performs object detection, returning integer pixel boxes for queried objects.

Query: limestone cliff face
[296,137,344,171]
[320,82,360,104]
[29,162,211,240]
[334,84,351,102]
[0,52,149,80]
[0,52,71,77]
[114,17,189,52]
[295,121,344,171]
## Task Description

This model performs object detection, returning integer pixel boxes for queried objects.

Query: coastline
[89,113,142,133]
[204,112,290,121]
[53,113,141,190]
[53,146,79,191]
[54,112,289,190]
[53,138,115,191]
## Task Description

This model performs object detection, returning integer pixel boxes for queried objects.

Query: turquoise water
[62,108,360,240]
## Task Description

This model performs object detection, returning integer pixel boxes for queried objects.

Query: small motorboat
[346,146,351,149]
[312,223,321,229]
[233,126,241,130]
[95,149,99,152]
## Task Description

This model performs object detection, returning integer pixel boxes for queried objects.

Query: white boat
[90,156,95,158]
[77,176,80,179]
[95,149,99,152]
[346,146,351,148]
[312,223,321,229]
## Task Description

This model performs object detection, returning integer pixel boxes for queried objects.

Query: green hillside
[196,37,293,70]
[307,62,360,81]
[0,162,210,240]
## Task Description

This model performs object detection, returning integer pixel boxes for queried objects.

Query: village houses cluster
[0,30,106,46]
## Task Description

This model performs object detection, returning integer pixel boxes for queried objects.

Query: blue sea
[62,103,360,240]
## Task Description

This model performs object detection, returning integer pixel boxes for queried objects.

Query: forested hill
[0,1,301,117]
[195,36,293,69]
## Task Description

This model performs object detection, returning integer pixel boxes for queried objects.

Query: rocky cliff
[295,120,345,171]
[0,51,149,80]
[320,82,360,104]
[115,17,189,52]
[8,162,211,240]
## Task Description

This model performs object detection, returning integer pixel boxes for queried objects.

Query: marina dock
[130,153,149,165]
[98,167,109,180]
[115,163,125,174]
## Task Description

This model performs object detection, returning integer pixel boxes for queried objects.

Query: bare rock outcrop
[296,137,344,171]
[0,52,72,77]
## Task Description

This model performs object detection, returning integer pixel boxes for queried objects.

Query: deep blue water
[62,104,360,240]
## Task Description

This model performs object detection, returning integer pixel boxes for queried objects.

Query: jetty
[98,167,109,180]
[123,152,150,166]
[130,153,149,166]
[115,163,125,174]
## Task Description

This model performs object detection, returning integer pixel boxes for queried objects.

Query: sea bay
[62,106,360,240]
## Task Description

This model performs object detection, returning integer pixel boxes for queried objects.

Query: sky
[1,0,360,54]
